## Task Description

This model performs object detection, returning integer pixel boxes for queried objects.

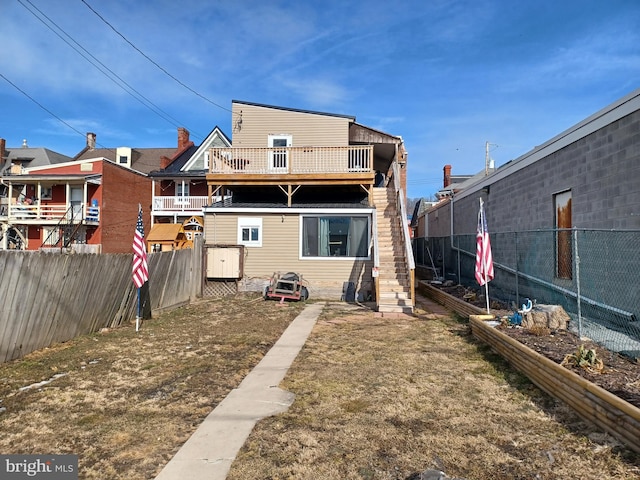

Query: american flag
[475,199,494,286]
[132,205,149,288]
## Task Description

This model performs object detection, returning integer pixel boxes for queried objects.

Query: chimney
[87,132,96,150]
[443,164,452,188]
[177,128,190,150]
[0,138,5,164]
[160,155,172,169]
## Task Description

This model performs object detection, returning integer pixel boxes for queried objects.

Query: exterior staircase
[373,186,414,314]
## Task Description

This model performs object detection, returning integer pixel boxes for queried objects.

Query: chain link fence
[414,230,640,358]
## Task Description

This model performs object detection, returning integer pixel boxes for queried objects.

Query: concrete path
[154,302,324,480]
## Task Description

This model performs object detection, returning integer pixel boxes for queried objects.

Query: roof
[232,99,356,121]
[2,147,71,173]
[74,147,175,174]
[146,223,185,242]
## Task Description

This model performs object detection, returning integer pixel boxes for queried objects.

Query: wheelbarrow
[264,272,309,303]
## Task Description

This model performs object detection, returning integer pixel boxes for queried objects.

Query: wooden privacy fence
[0,239,203,363]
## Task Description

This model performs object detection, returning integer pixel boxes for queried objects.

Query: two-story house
[1,157,151,253]
[147,127,231,248]
[203,100,415,313]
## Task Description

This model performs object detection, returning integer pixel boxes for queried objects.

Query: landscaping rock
[522,304,570,330]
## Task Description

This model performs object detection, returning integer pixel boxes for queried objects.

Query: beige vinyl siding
[232,102,351,148]
[205,212,373,299]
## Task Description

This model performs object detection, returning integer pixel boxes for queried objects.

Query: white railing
[152,196,209,212]
[208,145,373,174]
[6,203,100,223]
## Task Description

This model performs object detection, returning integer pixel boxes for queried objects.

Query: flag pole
[136,287,141,332]
[480,198,490,314]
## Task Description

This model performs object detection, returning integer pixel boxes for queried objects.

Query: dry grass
[0,294,639,479]
[227,299,640,480]
[0,293,306,479]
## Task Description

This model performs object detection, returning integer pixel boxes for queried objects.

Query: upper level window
[176,183,190,197]
[302,216,369,258]
[119,156,128,164]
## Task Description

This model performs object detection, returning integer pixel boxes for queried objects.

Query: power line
[0,72,108,149]
[17,0,205,141]
[81,0,235,117]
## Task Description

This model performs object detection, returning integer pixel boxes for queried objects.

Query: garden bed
[418,280,640,454]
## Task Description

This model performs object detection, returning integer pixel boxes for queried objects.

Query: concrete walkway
[154,302,324,480]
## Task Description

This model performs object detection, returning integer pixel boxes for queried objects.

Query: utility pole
[485,141,490,175]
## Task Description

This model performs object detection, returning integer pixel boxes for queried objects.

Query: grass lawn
[0,294,638,479]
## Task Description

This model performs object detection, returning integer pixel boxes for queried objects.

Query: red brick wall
[101,162,152,253]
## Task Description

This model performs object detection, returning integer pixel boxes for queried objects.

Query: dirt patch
[434,284,640,410]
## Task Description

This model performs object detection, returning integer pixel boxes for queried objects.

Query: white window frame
[299,214,370,260]
[237,217,262,247]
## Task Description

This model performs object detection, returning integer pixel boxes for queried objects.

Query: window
[302,216,369,258]
[119,155,128,164]
[41,187,52,200]
[237,217,262,247]
[176,183,190,197]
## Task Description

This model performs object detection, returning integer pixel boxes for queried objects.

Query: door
[70,187,83,220]
[555,190,572,279]
[268,135,291,173]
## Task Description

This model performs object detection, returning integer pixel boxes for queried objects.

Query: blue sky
[1,0,639,199]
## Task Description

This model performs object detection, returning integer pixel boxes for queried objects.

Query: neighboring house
[148,126,231,227]
[202,100,414,312]
[0,158,151,253]
[425,87,640,238]
[0,138,73,249]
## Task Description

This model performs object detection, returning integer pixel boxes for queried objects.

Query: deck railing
[208,145,373,174]
[6,203,100,223]
[153,196,209,212]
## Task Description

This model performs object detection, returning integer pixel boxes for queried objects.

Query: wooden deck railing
[208,145,373,174]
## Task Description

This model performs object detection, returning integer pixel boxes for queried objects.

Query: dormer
[116,147,132,168]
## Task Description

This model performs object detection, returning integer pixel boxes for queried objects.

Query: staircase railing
[371,201,380,303]
[40,205,85,250]
[390,162,416,306]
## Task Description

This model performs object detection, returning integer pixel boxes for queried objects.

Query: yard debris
[18,373,67,392]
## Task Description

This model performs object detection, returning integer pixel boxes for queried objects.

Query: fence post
[515,231,519,307]
[455,235,460,285]
[574,228,583,338]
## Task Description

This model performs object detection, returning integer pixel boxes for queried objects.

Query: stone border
[418,281,640,454]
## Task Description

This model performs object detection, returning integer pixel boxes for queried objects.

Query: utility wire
[81,0,235,117]
[18,0,204,141]
[0,72,110,150]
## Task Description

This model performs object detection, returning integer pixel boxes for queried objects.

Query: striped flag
[132,205,149,288]
[475,199,494,286]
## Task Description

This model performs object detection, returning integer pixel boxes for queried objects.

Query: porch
[206,145,376,206]
[2,202,100,224]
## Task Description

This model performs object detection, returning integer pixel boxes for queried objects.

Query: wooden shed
[146,223,192,253]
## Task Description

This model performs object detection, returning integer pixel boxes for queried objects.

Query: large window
[302,216,369,258]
